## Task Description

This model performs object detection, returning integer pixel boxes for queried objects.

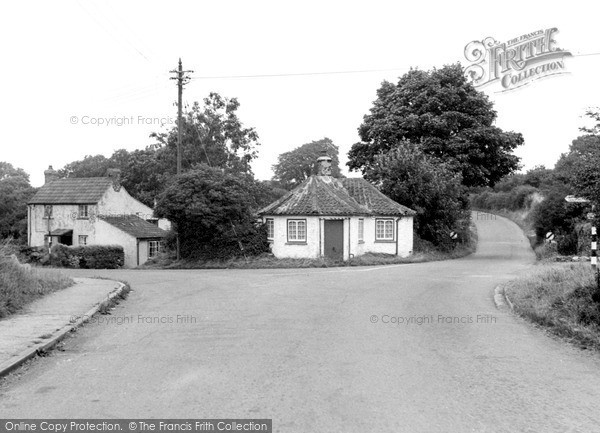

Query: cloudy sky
[2,0,599,187]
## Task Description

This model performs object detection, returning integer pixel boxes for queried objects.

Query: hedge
[50,244,124,269]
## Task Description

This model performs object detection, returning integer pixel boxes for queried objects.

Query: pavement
[1,213,600,432]
[0,277,127,377]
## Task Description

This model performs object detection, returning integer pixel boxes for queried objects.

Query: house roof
[258,176,416,217]
[28,178,113,204]
[341,178,416,216]
[99,215,167,239]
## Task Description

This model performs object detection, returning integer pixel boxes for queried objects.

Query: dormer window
[78,204,89,219]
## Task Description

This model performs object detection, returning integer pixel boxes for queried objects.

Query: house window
[375,219,394,241]
[358,218,364,242]
[148,240,161,258]
[78,205,89,218]
[78,235,88,246]
[266,218,274,240]
[44,205,53,218]
[287,219,307,243]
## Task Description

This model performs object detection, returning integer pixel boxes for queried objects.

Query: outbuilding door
[324,220,344,260]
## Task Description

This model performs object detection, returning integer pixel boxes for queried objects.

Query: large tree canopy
[348,63,523,187]
[272,138,342,189]
[364,141,470,248]
[58,92,260,207]
[155,164,269,259]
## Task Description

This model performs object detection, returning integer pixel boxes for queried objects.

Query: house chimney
[106,168,122,191]
[316,151,332,176]
[44,165,59,185]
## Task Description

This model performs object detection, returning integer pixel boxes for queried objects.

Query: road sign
[545,231,554,242]
[565,195,590,203]
[449,231,458,240]
[587,212,596,220]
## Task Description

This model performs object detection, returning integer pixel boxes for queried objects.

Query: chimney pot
[316,151,332,176]
[44,165,59,185]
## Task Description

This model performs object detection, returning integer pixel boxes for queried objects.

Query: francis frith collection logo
[464,28,571,91]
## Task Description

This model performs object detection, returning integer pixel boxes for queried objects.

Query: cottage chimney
[106,168,122,191]
[316,151,332,176]
[44,165,59,185]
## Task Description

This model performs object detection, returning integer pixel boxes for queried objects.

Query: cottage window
[375,219,394,241]
[358,218,364,242]
[79,235,88,246]
[287,219,306,242]
[148,240,161,258]
[78,205,89,218]
[266,218,274,240]
[44,205,53,218]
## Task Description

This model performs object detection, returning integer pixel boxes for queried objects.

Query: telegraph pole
[170,58,193,260]
[170,58,193,175]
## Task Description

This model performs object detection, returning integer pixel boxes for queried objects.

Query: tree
[58,155,111,178]
[348,63,523,187]
[0,163,36,242]
[155,164,269,260]
[59,93,261,207]
[272,138,342,189]
[555,135,600,204]
[364,140,470,248]
[151,92,260,175]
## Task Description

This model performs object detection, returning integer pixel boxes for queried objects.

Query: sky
[1,0,599,187]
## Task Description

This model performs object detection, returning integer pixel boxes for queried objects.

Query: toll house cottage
[258,154,415,261]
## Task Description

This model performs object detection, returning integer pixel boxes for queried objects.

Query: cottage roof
[259,176,415,217]
[99,215,167,239]
[341,178,416,216]
[28,178,113,204]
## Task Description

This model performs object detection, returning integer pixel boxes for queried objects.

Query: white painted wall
[263,214,413,260]
[29,204,99,247]
[94,220,138,268]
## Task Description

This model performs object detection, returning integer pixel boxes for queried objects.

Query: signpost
[564,195,590,203]
[449,231,458,240]
[564,195,600,300]
[545,231,554,243]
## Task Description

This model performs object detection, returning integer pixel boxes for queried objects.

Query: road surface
[1,213,600,432]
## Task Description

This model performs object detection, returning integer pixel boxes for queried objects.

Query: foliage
[364,140,470,248]
[0,162,36,242]
[151,92,260,174]
[555,134,600,205]
[155,164,270,260]
[272,138,342,189]
[471,185,539,211]
[50,244,124,269]
[348,63,523,187]
[59,92,260,207]
[0,242,73,319]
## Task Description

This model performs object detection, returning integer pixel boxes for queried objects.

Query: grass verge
[0,243,73,319]
[504,263,600,350]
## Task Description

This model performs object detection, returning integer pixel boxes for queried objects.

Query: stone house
[27,166,170,267]
[258,155,415,260]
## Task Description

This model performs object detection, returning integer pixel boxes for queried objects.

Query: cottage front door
[324,220,344,260]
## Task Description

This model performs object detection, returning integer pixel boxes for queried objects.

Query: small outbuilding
[258,154,415,260]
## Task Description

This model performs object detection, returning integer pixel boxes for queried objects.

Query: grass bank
[144,224,478,269]
[504,263,600,350]
[0,243,73,319]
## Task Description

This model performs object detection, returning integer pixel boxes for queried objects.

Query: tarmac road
[2,213,600,432]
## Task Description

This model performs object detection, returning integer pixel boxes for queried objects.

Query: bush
[50,244,124,269]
